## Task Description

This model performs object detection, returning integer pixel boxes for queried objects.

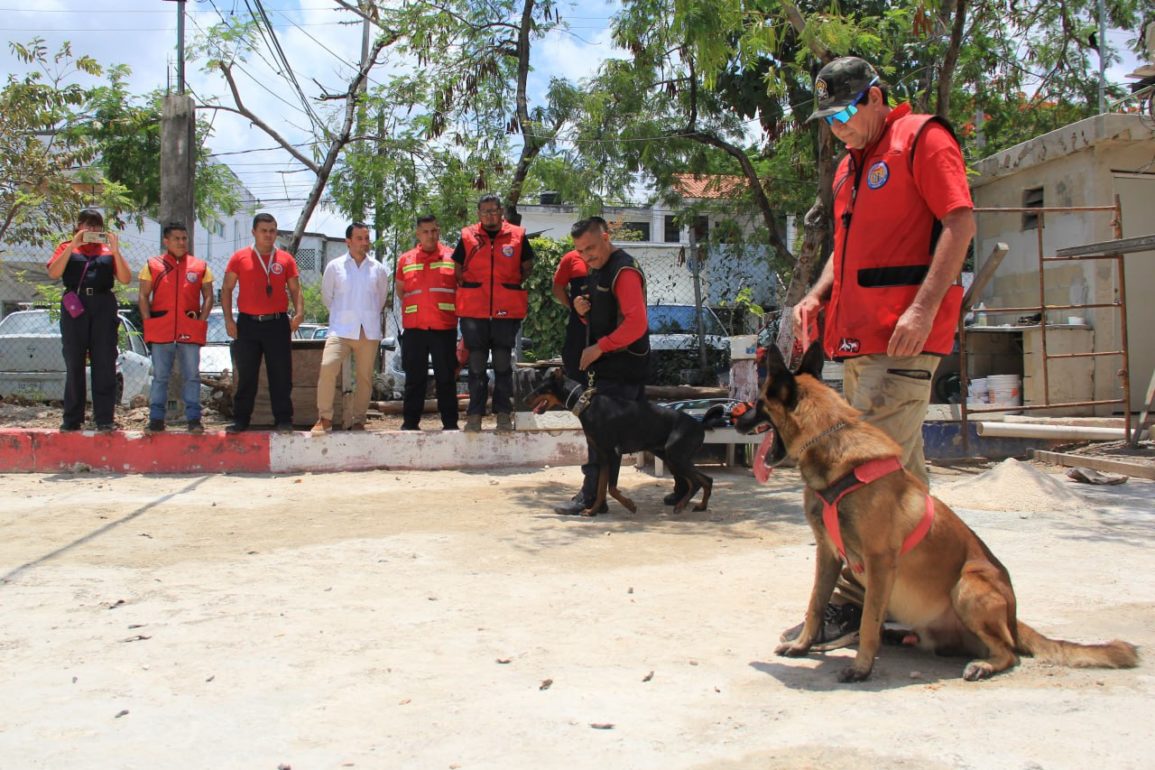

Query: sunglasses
[823,78,878,126]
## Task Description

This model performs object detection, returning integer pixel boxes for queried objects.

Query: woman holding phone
[46,208,132,431]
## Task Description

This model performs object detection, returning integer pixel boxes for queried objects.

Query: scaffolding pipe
[975,422,1142,441]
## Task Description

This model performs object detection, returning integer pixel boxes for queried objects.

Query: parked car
[294,323,328,340]
[0,309,151,406]
[199,309,233,385]
[647,302,730,386]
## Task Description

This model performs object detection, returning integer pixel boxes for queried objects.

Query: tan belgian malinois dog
[735,342,1139,682]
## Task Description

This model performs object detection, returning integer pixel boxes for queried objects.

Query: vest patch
[270,262,285,275]
[186,271,198,282]
[501,245,514,257]
[867,161,889,189]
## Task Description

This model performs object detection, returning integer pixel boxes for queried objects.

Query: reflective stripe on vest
[398,244,457,330]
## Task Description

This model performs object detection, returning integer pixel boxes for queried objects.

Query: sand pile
[935,458,1086,513]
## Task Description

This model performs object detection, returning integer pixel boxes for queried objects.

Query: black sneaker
[274,423,294,434]
[400,423,420,431]
[225,423,248,434]
[95,423,116,433]
[59,422,82,432]
[553,495,609,516]
[778,602,862,650]
[187,420,204,434]
[146,419,166,433]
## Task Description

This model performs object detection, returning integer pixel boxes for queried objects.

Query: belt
[239,312,287,322]
[79,287,112,296]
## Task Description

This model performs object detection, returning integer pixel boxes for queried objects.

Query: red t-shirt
[225,247,299,314]
[552,249,589,290]
[595,269,647,353]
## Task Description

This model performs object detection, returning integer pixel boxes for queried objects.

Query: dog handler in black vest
[553,217,651,516]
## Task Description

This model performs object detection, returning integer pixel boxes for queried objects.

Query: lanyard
[253,248,276,296]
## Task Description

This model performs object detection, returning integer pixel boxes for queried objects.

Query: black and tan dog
[529,368,712,516]
[735,342,1139,682]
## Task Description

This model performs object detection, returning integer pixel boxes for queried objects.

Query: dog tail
[1016,622,1139,669]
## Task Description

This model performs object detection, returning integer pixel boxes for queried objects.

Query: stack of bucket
[967,374,1022,415]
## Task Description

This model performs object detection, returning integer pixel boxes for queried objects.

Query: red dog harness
[815,456,934,574]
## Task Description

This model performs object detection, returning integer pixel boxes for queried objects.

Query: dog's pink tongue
[753,429,775,484]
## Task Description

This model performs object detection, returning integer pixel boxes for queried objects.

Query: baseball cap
[807,57,880,123]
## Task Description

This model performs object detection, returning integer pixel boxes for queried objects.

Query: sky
[2,1,1149,242]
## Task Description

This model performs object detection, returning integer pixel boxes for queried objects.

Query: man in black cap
[784,56,976,648]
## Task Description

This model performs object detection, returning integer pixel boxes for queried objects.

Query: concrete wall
[970,113,1155,414]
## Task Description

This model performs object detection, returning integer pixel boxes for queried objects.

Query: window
[618,221,651,241]
[1022,186,1044,230]
[664,215,680,243]
[692,215,709,243]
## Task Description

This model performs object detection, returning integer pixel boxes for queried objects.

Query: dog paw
[837,665,872,683]
[962,660,995,681]
[621,499,637,514]
[692,502,707,512]
[774,642,810,657]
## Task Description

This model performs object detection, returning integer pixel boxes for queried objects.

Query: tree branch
[212,62,320,173]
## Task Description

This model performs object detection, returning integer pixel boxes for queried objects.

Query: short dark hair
[477,193,502,211]
[252,212,277,229]
[162,221,187,238]
[345,221,369,239]
[416,214,439,226]
[77,208,104,229]
[570,216,608,240]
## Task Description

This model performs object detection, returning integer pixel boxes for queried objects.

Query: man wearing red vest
[138,221,214,434]
[451,193,535,432]
[785,56,976,649]
[395,215,459,431]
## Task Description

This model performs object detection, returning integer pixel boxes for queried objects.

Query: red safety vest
[824,106,965,359]
[398,243,457,331]
[143,254,208,345]
[456,222,528,319]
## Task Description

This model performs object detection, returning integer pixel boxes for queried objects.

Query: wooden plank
[1030,450,1155,481]
[1054,234,1155,258]
[962,242,1009,312]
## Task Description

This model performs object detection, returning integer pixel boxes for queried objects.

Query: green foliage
[520,236,569,362]
[0,39,132,247]
[300,283,328,324]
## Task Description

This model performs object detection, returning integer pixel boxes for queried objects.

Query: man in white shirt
[311,222,391,434]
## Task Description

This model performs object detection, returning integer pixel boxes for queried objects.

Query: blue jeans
[150,342,202,420]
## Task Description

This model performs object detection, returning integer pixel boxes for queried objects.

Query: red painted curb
[0,430,271,474]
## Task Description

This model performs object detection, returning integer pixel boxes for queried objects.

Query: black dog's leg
[606,450,636,513]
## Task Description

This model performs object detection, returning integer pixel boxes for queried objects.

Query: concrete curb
[0,428,589,474]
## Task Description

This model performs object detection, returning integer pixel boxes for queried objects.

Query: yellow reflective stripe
[401,263,425,273]
[436,303,456,311]
[403,305,419,314]
[431,261,455,270]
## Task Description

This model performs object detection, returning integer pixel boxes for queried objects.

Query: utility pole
[160,0,196,248]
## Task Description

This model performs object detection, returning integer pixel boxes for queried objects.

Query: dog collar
[565,384,596,416]
[797,421,849,454]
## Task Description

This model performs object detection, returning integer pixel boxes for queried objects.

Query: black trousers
[579,380,647,504]
[561,311,589,387]
[400,327,459,429]
[231,314,293,426]
[459,316,520,416]
[60,292,119,426]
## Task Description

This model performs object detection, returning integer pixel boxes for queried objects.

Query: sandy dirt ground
[1,461,1152,770]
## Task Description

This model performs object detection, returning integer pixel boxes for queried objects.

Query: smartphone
[82,231,109,244]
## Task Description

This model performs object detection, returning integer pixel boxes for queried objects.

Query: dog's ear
[797,341,825,381]
[550,367,564,383]
[762,344,799,411]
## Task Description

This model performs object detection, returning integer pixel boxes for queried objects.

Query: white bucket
[987,373,1022,411]
[968,377,989,404]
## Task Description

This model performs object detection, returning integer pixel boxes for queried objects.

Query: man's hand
[579,343,603,371]
[224,317,237,339]
[792,294,823,337]
[887,305,933,357]
[290,313,305,332]
[572,295,591,317]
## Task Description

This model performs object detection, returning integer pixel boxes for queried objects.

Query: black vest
[588,249,650,384]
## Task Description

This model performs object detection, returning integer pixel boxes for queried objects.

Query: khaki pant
[829,353,940,608]
[316,331,379,424]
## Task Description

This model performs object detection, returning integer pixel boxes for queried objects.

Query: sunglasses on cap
[824,77,878,126]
